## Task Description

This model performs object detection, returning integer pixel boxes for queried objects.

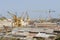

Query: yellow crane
[8,11,31,27]
[8,11,25,27]
[8,11,18,27]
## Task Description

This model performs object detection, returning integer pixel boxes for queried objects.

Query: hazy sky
[0,0,60,18]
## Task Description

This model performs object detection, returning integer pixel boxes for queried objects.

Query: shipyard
[0,11,59,40]
[0,0,60,40]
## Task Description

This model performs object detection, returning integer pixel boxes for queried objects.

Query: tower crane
[48,9,55,20]
[32,10,47,23]
[32,10,55,22]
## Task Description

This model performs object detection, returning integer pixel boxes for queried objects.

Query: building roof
[35,32,56,38]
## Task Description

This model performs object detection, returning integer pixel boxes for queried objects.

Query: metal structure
[32,10,55,22]
[8,11,30,27]
[48,9,55,20]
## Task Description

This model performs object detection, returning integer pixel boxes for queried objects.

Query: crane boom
[7,11,16,17]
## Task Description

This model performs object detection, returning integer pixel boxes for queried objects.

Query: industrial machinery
[32,10,55,23]
[24,11,30,24]
[8,11,18,27]
[8,11,31,27]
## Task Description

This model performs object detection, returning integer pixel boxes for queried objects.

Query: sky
[0,0,60,19]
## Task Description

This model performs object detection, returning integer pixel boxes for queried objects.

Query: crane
[25,11,30,22]
[48,9,55,20]
[32,10,55,22]
[8,11,31,27]
[22,11,31,25]
[8,11,18,27]
[32,10,47,23]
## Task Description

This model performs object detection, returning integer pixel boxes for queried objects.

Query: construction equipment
[32,10,47,23]
[23,11,31,25]
[25,11,30,22]
[8,11,18,27]
[7,11,17,22]
[48,9,55,20]
[8,11,31,27]
[32,10,55,22]
[8,11,25,27]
